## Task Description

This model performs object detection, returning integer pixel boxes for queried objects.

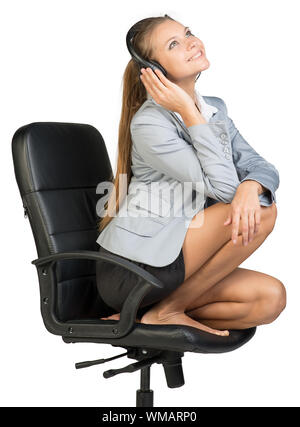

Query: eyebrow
[165,27,189,46]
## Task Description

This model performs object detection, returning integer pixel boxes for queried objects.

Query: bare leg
[101,235,270,332]
[99,264,287,330]
[140,229,269,335]
[100,202,238,329]
[99,232,284,330]
[139,202,277,335]
[100,202,240,331]
[185,267,286,330]
[102,202,277,336]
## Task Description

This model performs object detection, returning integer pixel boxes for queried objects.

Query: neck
[172,78,197,104]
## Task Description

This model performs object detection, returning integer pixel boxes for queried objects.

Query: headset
[126,18,167,77]
[126,15,201,80]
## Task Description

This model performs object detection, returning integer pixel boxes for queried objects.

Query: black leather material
[63,320,256,354]
[12,122,114,321]
[12,121,256,354]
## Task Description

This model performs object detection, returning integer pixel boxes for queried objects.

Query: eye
[169,30,194,50]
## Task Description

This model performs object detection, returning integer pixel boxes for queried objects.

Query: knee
[261,202,277,235]
[260,278,287,324]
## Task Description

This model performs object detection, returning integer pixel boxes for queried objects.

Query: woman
[96,15,286,336]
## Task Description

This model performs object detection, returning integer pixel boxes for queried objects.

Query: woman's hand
[140,67,195,114]
[224,181,262,246]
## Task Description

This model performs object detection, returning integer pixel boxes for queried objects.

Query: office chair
[11,121,256,407]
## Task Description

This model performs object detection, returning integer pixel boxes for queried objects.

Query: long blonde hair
[97,14,175,233]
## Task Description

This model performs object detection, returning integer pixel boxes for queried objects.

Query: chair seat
[64,319,256,354]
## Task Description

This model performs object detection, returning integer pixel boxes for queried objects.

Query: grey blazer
[96,95,279,267]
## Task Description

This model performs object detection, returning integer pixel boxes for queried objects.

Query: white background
[1,0,299,407]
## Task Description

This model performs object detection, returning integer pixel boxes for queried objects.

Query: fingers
[254,209,261,235]
[140,69,159,99]
[248,210,255,243]
[140,67,162,84]
[141,67,167,83]
[229,202,261,246]
[153,67,170,85]
[231,210,240,245]
[231,209,259,246]
[140,67,167,97]
[241,211,249,246]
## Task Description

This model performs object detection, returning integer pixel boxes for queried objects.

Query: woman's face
[150,20,210,81]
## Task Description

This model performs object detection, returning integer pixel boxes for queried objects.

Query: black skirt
[96,245,185,319]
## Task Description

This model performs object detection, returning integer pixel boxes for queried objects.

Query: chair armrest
[31,250,164,339]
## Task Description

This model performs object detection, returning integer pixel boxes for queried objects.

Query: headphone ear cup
[149,60,167,77]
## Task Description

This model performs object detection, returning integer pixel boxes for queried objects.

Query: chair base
[136,389,154,407]
[75,346,185,407]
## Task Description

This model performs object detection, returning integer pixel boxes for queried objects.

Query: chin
[199,59,210,71]
[188,57,210,73]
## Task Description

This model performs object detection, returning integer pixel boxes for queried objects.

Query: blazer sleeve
[130,108,240,204]
[222,99,280,206]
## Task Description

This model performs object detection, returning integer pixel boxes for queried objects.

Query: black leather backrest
[12,122,114,321]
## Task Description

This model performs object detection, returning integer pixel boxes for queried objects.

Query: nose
[186,39,197,51]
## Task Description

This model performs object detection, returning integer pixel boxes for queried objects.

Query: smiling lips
[188,50,203,61]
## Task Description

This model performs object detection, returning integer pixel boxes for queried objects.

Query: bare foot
[100,313,141,323]
[140,310,229,337]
